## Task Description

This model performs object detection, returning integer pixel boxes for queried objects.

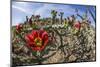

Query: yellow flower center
[34,37,42,47]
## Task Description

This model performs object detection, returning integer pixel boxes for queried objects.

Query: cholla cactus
[12,8,96,66]
[51,10,57,24]
[59,12,64,24]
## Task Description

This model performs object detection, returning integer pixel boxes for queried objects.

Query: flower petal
[31,30,38,39]
[42,31,48,41]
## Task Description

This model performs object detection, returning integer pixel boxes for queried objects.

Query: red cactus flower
[74,21,81,30]
[16,24,22,33]
[25,30,49,51]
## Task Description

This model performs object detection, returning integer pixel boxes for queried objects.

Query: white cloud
[34,4,52,17]
[12,5,26,13]
[12,5,32,14]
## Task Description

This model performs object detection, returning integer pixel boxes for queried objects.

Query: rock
[68,55,77,62]
[42,50,65,64]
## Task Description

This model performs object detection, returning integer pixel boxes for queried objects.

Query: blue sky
[12,1,96,27]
